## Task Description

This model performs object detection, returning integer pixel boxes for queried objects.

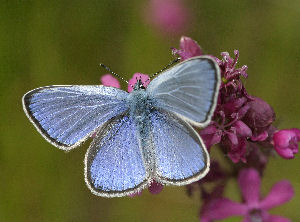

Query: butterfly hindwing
[85,114,149,197]
[22,85,129,150]
[147,56,220,127]
[150,110,209,185]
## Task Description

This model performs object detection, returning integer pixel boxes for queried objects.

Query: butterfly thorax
[127,87,152,120]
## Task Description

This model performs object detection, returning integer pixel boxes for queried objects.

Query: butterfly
[22,56,220,197]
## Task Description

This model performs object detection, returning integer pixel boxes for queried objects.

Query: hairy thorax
[127,88,153,120]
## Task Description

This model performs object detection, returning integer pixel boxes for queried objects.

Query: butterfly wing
[22,85,128,150]
[85,114,149,197]
[150,110,209,185]
[147,56,220,127]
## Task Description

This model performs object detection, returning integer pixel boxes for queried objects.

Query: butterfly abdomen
[127,89,156,177]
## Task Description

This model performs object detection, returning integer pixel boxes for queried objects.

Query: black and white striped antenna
[100,57,180,88]
[145,57,181,84]
[99,63,134,89]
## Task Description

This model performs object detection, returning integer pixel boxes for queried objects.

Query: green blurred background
[1,0,299,221]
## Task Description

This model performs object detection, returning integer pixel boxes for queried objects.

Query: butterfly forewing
[22,85,129,150]
[147,56,220,127]
[85,114,149,197]
[150,110,209,185]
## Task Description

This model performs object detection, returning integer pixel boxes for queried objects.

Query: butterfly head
[133,79,146,91]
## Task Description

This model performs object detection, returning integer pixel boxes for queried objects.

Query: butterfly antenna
[99,63,134,88]
[145,57,181,83]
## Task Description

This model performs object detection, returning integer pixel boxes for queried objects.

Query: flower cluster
[173,36,298,222]
[100,36,299,221]
[201,168,294,222]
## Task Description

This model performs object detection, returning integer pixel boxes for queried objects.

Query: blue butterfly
[22,56,220,197]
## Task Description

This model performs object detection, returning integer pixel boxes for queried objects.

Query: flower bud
[273,128,300,159]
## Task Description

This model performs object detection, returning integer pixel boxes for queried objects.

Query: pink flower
[216,50,249,100]
[242,97,276,142]
[145,0,190,35]
[129,180,163,197]
[200,168,294,222]
[170,37,297,221]
[148,180,164,194]
[226,137,247,163]
[199,124,222,150]
[128,73,150,92]
[100,74,120,88]
[200,184,225,218]
[172,36,203,60]
[273,128,300,159]
[216,50,248,81]
[202,49,252,162]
